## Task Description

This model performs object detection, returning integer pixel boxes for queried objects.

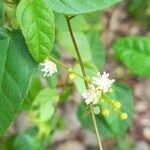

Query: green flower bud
[120,112,128,120]
[102,108,110,117]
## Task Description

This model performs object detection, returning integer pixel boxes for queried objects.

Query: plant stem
[49,55,69,69]
[68,15,76,20]
[66,16,103,150]
[65,16,88,88]
[49,55,90,83]
[90,104,103,150]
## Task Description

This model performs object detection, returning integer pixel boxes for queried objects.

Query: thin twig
[68,15,76,21]
[48,55,90,83]
[66,16,103,150]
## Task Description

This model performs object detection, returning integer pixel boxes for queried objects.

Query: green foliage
[47,0,122,15]
[78,82,133,138]
[59,86,73,103]
[17,0,55,62]
[13,128,41,150]
[22,77,60,147]
[113,37,150,76]
[0,28,37,136]
[127,0,150,27]
[32,88,58,122]
[58,31,105,67]
[58,32,92,62]
[114,137,133,150]
[0,127,44,150]
[0,0,4,26]
[22,74,42,111]
[30,88,60,146]
[107,83,133,136]
[87,31,105,68]
[85,12,103,30]
[5,0,19,29]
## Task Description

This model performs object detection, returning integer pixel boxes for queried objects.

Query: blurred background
[0,0,150,150]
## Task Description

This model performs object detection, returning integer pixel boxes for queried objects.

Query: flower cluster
[82,84,101,105]
[82,72,115,105]
[82,71,128,120]
[93,72,115,93]
[40,59,128,120]
[40,59,58,77]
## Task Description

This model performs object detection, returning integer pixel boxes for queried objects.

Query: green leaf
[87,31,105,68]
[14,127,41,150]
[59,86,73,103]
[5,0,19,29]
[77,82,133,138]
[0,0,4,26]
[113,37,150,76]
[114,137,133,150]
[0,28,37,136]
[17,0,55,62]
[127,0,150,27]
[78,102,114,138]
[84,12,103,31]
[58,32,91,62]
[47,0,122,15]
[107,83,133,136]
[33,88,58,122]
[22,74,42,111]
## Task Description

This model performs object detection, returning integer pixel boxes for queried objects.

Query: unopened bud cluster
[82,72,128,120]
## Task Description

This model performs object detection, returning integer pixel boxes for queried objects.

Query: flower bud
[102,108,110,117]
[120,112,128,120]
[69,73,75,80]
[113,101,121,110]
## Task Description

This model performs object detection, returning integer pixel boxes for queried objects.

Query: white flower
[82,85,101,105]
[93,72,115,93]
[40,59,58,77]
